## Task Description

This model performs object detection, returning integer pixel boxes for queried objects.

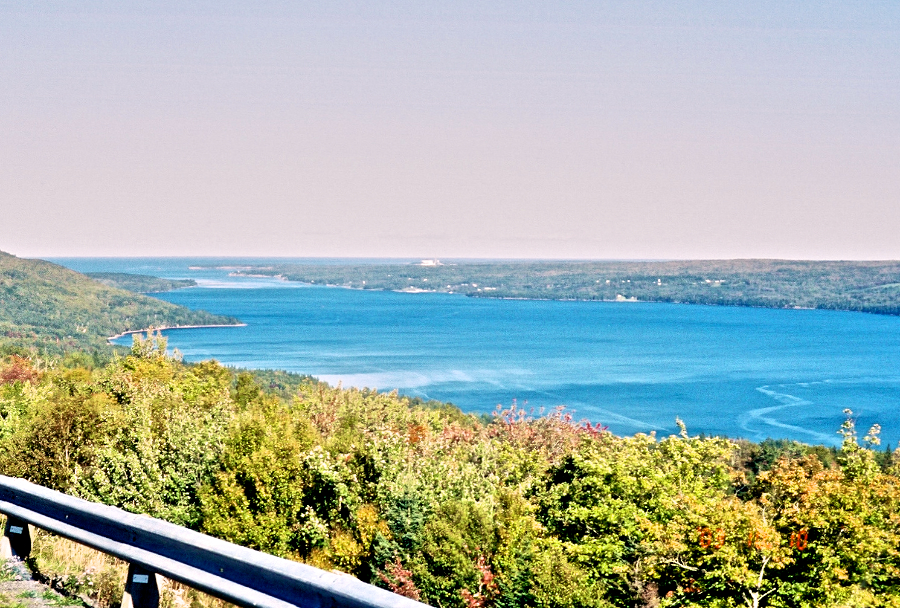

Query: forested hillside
[85,272,196,293]
[230,260,900,315]
[0,251,238,354]
[1,341,897,608]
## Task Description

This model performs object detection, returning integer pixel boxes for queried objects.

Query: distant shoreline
[273,281,900,317]
[107,323,247,343]
[221,258,900,318]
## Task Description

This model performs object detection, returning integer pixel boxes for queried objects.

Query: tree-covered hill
[2,344,898,608]
[86,272,196,293]
[0,251,239,354]
[230,259,900,315]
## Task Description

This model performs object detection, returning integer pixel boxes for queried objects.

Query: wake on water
[747,383,840,445]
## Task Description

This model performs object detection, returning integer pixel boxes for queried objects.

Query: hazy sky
[1,1,898,259]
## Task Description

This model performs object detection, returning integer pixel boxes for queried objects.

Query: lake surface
[53,257,900,446]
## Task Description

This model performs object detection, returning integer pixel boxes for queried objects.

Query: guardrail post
[1,516,33,559]
[121,563,160,608]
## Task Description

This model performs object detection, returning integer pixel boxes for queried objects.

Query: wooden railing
[0,476,427,608]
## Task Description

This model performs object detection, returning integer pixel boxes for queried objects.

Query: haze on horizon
[1,1,898,261]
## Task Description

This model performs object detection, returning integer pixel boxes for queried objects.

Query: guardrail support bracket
[121,563,160,608]
[1,516,33,559]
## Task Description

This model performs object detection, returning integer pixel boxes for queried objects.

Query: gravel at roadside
[0,559,88,608]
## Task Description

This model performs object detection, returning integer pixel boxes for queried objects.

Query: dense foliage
[85,273,197,293]
[1,342,898,608]
[229,260,900,315]
[0,251,237,355]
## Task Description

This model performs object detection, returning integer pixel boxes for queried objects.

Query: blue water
[51,257,900,446]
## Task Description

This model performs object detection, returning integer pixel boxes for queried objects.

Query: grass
[27,529,125,607]
[0,594,26,608]
[0,564,17,584]
[39,590,83,607]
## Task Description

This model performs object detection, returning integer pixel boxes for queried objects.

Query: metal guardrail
[0,476,428,608]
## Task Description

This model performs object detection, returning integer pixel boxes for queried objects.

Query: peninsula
[0,251,240,354]
[86,272,197,293]
[228,259,900,315]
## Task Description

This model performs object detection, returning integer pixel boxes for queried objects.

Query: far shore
[107,323,247,343]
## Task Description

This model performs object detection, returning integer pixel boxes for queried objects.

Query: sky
[1,1,898,259]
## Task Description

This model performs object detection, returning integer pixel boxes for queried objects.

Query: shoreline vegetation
[223,259,900,316]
